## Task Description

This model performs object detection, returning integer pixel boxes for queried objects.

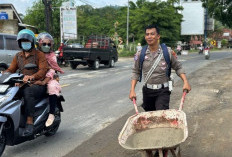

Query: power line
[77,0,100,7]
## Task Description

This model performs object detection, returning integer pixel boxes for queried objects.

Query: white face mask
[21,42,32,51]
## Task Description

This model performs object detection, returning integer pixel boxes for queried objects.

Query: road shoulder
[65,57,232,157]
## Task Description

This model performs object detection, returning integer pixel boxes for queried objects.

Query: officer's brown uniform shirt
[132,45,185,84]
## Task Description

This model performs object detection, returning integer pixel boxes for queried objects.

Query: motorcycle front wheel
[0,132,6,157]
[205,55,210,60]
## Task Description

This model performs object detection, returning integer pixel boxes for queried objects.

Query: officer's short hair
[145,24,160,35]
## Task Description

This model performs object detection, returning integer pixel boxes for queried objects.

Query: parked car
[0,33,20,71]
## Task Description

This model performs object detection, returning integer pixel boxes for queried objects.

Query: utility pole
[42,0,52,33]
[204,0,208,48]
[126,0,129,46]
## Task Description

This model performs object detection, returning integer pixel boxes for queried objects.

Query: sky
[0,0,155,15]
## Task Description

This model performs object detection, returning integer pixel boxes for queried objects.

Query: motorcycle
[55,50,69,67]
[0,64,64,156]
[204,48,210,60]
[199,48,203,54]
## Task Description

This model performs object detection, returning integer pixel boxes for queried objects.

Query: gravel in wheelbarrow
[118,109,188,150]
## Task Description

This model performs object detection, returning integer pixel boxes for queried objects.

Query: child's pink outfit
[45,52,64,74]
[47,78,61,96]
[44,52,64,127]
[45,52,64,95]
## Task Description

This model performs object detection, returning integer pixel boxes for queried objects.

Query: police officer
[129,24,191,111]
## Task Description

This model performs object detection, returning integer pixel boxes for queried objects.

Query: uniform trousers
[142,86,171,111]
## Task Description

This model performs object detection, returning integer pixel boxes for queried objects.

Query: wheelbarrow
[118,91,188,157]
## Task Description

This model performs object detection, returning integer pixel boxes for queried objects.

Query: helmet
[17,29,36,49]
[37,32,54,46]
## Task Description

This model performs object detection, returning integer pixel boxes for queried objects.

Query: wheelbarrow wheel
[141,149,167,157]
[141,150,153,157]
[170,146,181,157]
[177,146,181,157]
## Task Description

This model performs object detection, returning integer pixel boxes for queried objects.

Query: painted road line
[61,84,70,87]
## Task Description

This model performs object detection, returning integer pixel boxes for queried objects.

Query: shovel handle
[133,98,139,114]
[179,89,188,111]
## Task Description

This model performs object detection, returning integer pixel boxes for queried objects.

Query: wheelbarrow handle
[133,98,139,114]
[179,89,188,111]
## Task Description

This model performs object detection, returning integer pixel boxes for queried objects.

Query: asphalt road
[2,50,232,157]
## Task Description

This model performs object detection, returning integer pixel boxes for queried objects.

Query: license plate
[204,50,208,55]
[0,85,9,93]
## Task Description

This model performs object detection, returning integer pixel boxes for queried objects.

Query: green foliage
[118,49,136,57]
[116,0,183,47]
[23,0,68,48]
[221,39,228,47]
[201,0,232,28]
[77,5,118,36]
[23,0,183,48]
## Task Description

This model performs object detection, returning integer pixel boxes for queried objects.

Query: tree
[117,0,183,47]
[24,0,183,48]
[23,0,68,48]
[201,0,232,28]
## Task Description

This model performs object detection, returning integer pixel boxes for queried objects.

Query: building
[0,3,37,35]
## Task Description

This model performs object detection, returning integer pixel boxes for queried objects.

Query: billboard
[181,2,205,35]
[60,7,77,41]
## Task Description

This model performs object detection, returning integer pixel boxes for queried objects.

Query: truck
[63,35,118,70]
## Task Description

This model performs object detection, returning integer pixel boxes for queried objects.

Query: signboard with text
[60,7,77,42]
[181,2,204,35]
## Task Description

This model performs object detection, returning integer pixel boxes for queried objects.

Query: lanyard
[144,53,163,85]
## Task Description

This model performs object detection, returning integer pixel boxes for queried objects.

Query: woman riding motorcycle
[35,32,64,127]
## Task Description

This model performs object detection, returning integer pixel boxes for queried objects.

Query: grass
[118,49,136,57]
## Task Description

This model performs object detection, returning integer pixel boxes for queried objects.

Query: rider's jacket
[5,49,48,82]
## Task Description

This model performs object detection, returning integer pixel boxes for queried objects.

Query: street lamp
[42,0,52,33]
[204,0,208,48]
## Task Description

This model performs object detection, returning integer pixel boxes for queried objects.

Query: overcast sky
[0,0,156,15]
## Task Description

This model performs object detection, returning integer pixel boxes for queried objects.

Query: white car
[0,33,20,71]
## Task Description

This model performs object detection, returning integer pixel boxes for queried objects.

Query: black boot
[23,124,34,136]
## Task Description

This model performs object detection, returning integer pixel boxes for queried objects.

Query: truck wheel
[70,62,78,69]
[93,59,100,70]
[109,58,115,68]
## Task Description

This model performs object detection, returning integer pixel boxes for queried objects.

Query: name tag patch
[161,62,166,70]
[134,53,138,61]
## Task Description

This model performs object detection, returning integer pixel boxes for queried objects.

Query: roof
[0,3,23,23]
[18,23,37,29]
